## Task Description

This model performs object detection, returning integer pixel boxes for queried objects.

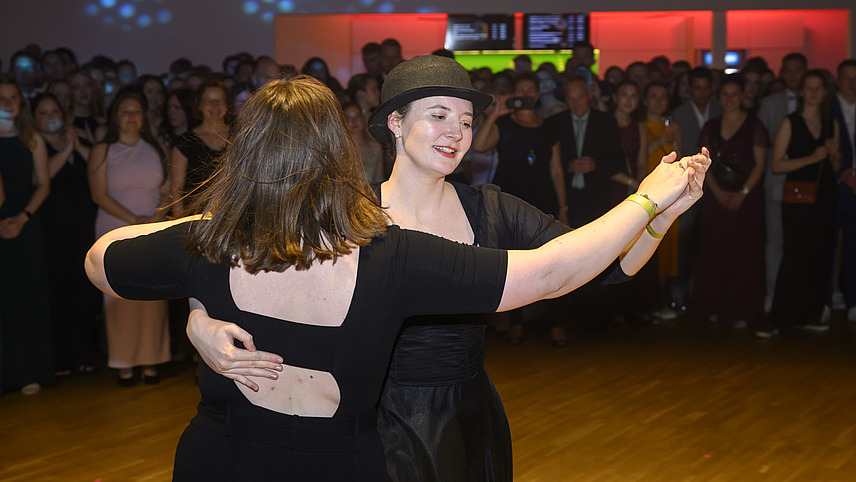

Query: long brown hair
[187,74,386,273]
[101,88,167,175]
[0,74,38,150]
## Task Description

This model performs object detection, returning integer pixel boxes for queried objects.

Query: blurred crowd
[1,38,854,395]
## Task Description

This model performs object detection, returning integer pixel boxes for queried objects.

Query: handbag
[782,163,823,204]
[710,119,749,192]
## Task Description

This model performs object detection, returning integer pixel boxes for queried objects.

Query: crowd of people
[0,37,854,479]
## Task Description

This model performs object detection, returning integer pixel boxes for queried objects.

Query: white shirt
[837,93,856,169]
[691,101,711,129]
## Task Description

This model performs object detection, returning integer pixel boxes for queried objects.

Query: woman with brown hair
[87,67,706,479]
[169,80,231,215]
[0,74,54,396]
[87,89,170,386]
[757,70,841,336]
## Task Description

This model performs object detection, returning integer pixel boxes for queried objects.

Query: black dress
[378,182,571,482]
[767,113,838,328]
[41,144,100,370]
[0,136,54,391]
[102,222,508,481]
[491,115,560,216]
[174,131,225,207]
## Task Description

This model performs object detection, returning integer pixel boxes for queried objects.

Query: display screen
[445,14,514,51]
[523,13,589,50]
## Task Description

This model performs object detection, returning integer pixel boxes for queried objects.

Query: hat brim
[368,86,493,143]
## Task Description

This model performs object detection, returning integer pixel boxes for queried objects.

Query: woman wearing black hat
[180,58,708,481]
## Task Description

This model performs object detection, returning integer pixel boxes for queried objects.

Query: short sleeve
[390,228,507,318]
[104,222,197,300]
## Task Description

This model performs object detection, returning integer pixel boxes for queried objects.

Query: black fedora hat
[368,55,492,142]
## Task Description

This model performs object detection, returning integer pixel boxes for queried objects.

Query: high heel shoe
[117,368,136,388]
[142,368,160,385]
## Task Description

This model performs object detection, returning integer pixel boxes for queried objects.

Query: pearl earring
[394,132,401,139]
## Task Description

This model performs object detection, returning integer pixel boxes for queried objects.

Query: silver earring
[394,132,401,139]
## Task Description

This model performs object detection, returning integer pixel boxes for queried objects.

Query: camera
[506,96,536,110]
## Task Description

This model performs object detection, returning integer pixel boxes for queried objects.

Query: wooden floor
[2,313,856,481]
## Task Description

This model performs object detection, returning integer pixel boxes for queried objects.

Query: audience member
[162,87,197,146]
[692,74,768,328]
[169,80,231,216]
[0,74,55,396]
[31,93,100,374]
[87,89,170,386]
[831,59,856,322]
[361,42,383,79]
[136,74,166,145]
[671,66,721,311]
[341,101,384,183]
[644,81,683,317]
[758,52,807,312]
[380,38,404,76]
[758,70,841,337]
[472,71,568,346]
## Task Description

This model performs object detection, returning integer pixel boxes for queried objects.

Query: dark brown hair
[101,88,167,174]
[187,74,387,273]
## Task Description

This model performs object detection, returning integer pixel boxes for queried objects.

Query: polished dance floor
[1,311,855,481]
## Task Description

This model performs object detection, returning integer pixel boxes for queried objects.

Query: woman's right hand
[187,307,283,392]
[812,145,829,163]
[635,151,691,212]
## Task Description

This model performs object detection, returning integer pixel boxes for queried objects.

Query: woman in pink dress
[88,89,170,386]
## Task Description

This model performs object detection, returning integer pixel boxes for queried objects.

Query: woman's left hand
[658,147,710,221]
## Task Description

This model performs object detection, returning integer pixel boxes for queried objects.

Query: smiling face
[391,96,474,176]
[116,97,144,135]
[614,83,639,115]
[645,84,669,117]
[0,84,22,121]
[199,86,227,124]
[719,82,744,114]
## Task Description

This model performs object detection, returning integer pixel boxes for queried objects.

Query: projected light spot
[262,12,274,23]
[137,14,152,27]
[360,0,373,5]
[262,0,275,3]
[85,4,99,16]
[378,2,394,13]
[277,1,293,12]
[103,16,115,25]
[101,0,117,8]
[158,10,171,23]
[243,1,259,14]
[119,4,135,17]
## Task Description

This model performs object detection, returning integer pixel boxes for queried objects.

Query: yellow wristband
[626,194,657,222]
[645,223,664,239]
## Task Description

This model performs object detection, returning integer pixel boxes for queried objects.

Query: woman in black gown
[87,72,706,481]
[0,75,54,395]
[759,70,841,335]
[185,57,710,481]
[31,93,100,374]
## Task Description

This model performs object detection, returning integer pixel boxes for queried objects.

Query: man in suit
[550,76,625,228]
[832,59,856,322]
[548,76,626,327]
[670,66,722,310]
[757,52,807,312]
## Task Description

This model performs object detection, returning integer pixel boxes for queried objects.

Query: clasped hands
[638,148,710,222]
